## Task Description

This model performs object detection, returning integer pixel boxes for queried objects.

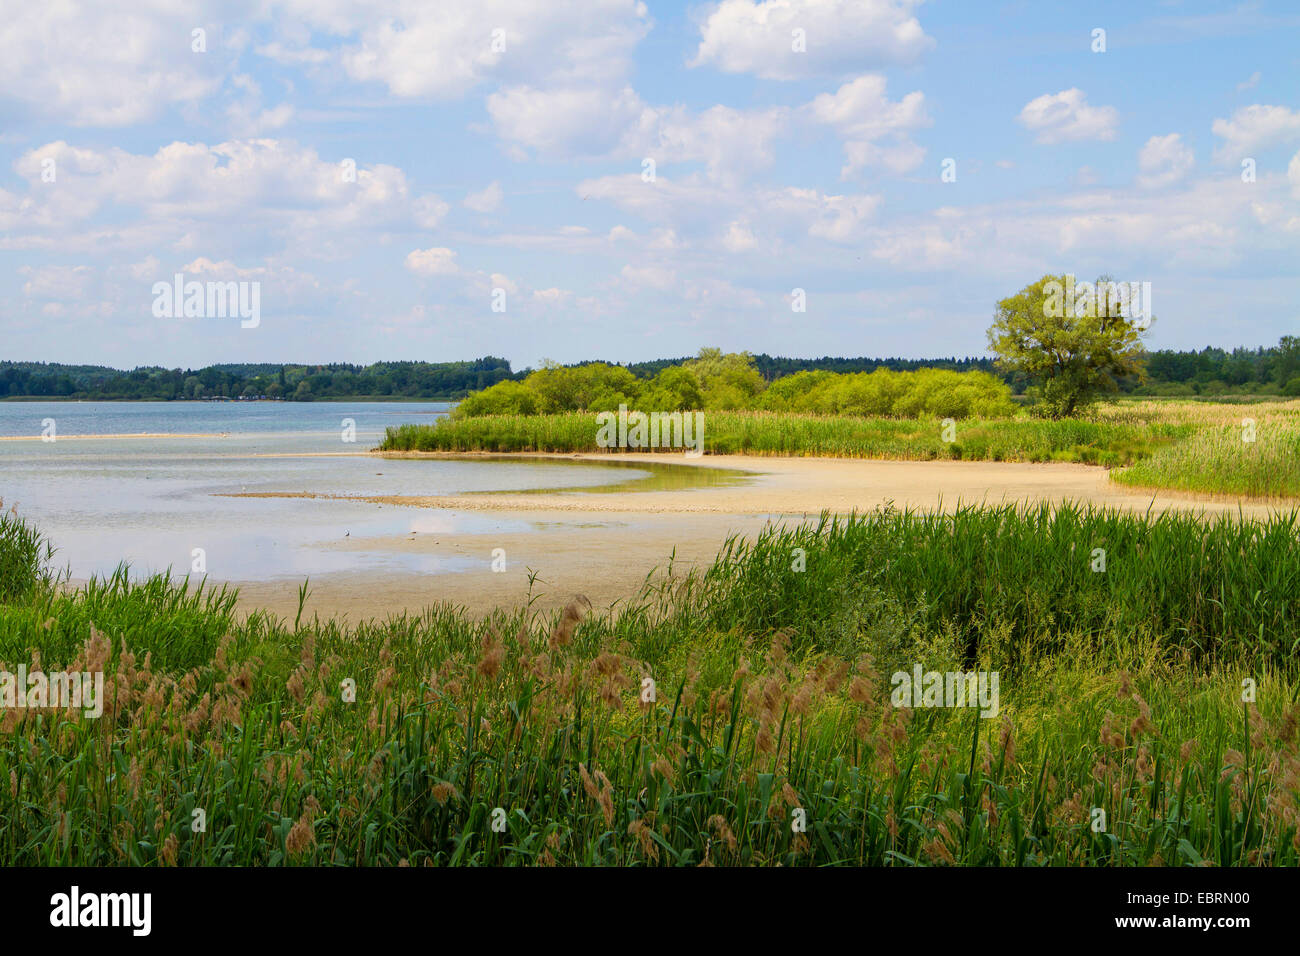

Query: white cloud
[1289,150,1300,200]
[621,264,677,289]
[405,247,460,276]
[4,139,449,258]
[722,221,758,252]
[807,75,928,177]
[1212,104,1300,162]
[863,174,1298,274]
[691,0,932,79]
[1018,89,1119,144]
[579,173,880,247]
[19,264,93,299]
[1137,134,1195,188]
[0,2,232,126]
[304,0,651,98]
[464,182,505,213]
[487,85,646,157]
[1237,71,1261,92]
[489,85,788,182]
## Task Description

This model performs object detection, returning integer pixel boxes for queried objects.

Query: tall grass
[1,504,1298,866]
[1113,415,1300,498]
[0,500,54,604]
[383,412,1188,466]
[688,504,1300,673]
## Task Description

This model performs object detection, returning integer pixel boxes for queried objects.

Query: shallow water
[0,401,738,582]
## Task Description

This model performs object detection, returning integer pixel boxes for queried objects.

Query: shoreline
[204,451,1296,622]
[228,450,1293,517]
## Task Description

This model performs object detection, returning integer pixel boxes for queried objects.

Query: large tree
[987,273,1149,417]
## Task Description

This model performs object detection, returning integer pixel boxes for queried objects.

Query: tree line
[2,337,1297,401]
[0,359,515,401]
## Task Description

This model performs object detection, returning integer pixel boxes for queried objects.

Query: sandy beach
[224,452,1291,623]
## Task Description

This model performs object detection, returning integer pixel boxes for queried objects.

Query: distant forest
[3,340,1298,400]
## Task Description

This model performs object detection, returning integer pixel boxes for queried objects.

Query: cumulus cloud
[296,0,651,98]
[487,85,646,157]
[807,74,929,177]
[579,173,880,247]
[405,247,460,276]
[464,182,505,213]
[1212,104,1300,162]
[1137,134,1195,188]
[0,2,234,125]
[691,0,932,79]
[488,84,790,183]
[4,139,448,258]
[1018,89,1119,144]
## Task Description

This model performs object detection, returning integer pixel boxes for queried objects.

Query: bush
[448,351,1019,420]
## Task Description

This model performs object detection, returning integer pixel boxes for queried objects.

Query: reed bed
[1112,414,1300,499]
[382,412,1187,466]
[2,504,1299,866]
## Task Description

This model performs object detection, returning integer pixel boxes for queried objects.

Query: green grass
[2,503,1299,866]
[382,411,1189,467]
[1113,417,1300,498]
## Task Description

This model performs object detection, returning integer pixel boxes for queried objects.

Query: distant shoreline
[0,395,459,403]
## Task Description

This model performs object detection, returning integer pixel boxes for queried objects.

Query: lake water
[0,401,699,582]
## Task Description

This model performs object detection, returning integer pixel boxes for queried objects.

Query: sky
[1,0,1298,371]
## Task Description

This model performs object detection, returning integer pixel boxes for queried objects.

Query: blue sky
[2,0,1298,370]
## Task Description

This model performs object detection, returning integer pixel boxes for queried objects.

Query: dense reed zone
[1104,401,1300,498]
[383,412,1189,467]
[382,397,1300,499]
[2,500,1300,866]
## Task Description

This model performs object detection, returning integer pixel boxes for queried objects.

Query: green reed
[0,505,1297,866]
[382,412,1187,466]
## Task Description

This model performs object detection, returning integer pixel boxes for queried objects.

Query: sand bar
[219,452,1294,623]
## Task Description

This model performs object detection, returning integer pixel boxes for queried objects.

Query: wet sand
[223,452,1294,624]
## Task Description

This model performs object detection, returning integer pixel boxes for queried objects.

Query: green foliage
[447,351,1018,420]
[383,410,1186,465]
[1113,414,1300,498]
[989,274,1149,417]
[0,358,516,401]
[758,368,1016,418]
[0,507,54,605]
[2,505,1299,865]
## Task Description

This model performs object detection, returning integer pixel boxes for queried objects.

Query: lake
[0,401,679,582]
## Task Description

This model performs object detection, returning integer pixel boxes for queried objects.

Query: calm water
[0,401,679,581]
